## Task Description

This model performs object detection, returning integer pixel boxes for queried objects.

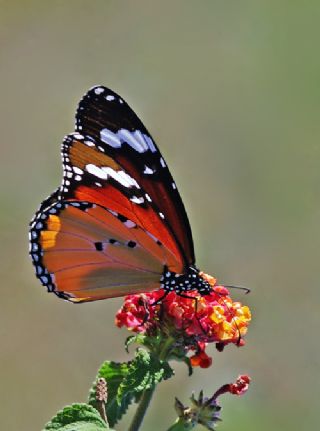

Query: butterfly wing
[60,133,183,273]
[29,86,197,302]
[75,86,195,267]
[29,200,179,302]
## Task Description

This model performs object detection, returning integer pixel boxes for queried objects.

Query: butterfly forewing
[60,133,183,272]
[75,86,195,267]
[29,200,180,302]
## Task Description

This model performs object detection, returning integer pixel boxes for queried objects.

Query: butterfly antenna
[223,285,251,294]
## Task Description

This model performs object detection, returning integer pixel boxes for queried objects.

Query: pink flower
[229,375,251,395]
[115,279,251,368]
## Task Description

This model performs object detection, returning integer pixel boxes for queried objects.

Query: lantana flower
[116,274,251,368]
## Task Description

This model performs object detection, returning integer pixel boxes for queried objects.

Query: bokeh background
[1,1,319,430]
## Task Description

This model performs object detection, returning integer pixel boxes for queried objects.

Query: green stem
[159,335,175,360]
[128,387,155,431]
[128,336,175,431]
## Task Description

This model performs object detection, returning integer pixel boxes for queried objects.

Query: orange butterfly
[29,86,214,302]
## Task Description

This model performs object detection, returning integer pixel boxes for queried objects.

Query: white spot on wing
[85,164,140,189]
[124,220,136,228]
[85,164,108,179]
[144,135,157,153]
[99,127,157,154]
[94,87,104,95]
[118,129,148,153]
[160,158,166,168]
[143,165,154,175]
[133,130,149,151]
[115,170,140,188]
[106,95,115,101]
[74,134,83,140]
[130,196,145,204]
[100,129,121,148]
[73,167,83,175]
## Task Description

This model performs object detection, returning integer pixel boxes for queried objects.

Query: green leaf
[44,403,109,431]
[89,350,174,427]
[118,349,174,403]
[124,334,148,352]
[89,361,132,427]
[125,335,137,353]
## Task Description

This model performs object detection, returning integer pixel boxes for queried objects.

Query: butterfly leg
[150,290,169,306]
[137,296,151,327]
[176,292,207,335]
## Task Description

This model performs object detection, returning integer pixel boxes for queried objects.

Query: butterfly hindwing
[75,86,195,267]
[29,200,181,302]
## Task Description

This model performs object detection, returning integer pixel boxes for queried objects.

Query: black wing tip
[80,85,123,102]
[75,85,127,133]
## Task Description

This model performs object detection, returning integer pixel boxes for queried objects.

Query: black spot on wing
[94,242,103,251]
[127,241,137,248]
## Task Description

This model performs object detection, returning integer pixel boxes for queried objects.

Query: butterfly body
[29,86,215,302]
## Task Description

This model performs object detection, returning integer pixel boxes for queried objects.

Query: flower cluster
[116,274,251,368]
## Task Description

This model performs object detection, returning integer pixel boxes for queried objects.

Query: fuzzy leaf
[118,349,174,402]
[124,334,148,352]
[44,403,109,431]
[125,335,137,353]
[89,350,174,427]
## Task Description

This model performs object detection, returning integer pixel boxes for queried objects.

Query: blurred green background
[1,1,319,430]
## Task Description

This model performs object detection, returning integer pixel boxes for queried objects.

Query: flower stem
[128,336,175,431]
[128,387,155,431]
[159,335,175,360]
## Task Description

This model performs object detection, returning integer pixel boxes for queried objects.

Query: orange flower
[115,285,251,368]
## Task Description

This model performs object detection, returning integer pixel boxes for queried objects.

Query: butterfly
[29,86,215,303]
